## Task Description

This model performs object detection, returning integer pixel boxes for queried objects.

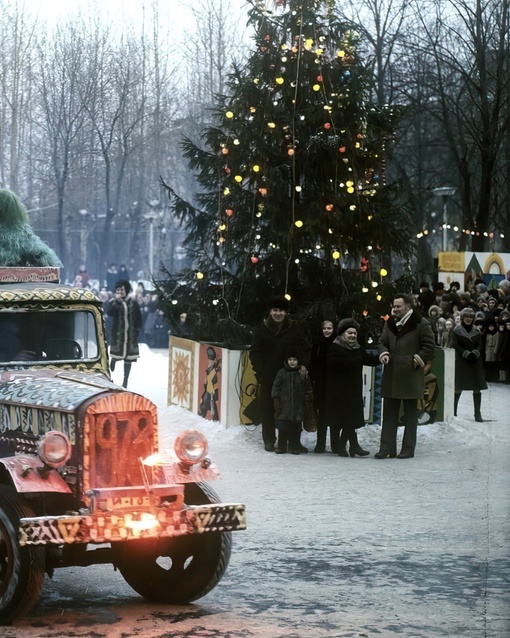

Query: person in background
[272,347,313,455]
[249,295,310,452]
[483,319,499,382]
[118,263,130,283]
[325,319,380,457]
[451,307,487,421]
[106,279,142,388]
[106,263,118,293]
[494,315,510,383]
[309,320,336,453]
[440,317,455,348]
[376,293,435,459]
[76,264,90,287]
[417,282,435,315]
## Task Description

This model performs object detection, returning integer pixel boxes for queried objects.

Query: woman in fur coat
[451,307,487,421]
[324,319,379,457]
[106,279,142,388]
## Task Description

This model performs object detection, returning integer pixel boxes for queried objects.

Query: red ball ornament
[317,75,323,82]
[325,204,334,211]
[225,209,234,217]
[324,122,331,129]
[250,255,259,264]
[339,146,346,153]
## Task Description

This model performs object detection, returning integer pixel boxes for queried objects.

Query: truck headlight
[37,431,72,468]
[174,430,208,466]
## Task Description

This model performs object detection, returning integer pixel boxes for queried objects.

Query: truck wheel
[0,486,45,625]
[112,482,232,604]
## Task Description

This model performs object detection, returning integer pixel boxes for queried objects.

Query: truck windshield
[0,310,99,364]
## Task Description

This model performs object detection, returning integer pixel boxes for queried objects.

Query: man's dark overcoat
[249,316,310,428]
[378,311,435,400]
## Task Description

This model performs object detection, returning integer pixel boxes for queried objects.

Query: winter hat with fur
[269,295,289,311]
[336,318,360,336]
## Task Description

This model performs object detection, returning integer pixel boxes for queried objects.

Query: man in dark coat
[106,279,142,388]
[249,296,310,452]
[376,293,435,459]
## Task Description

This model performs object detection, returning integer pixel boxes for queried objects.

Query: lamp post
[78,209,89,265]
[143,200,160,274]
[433,187,456,252]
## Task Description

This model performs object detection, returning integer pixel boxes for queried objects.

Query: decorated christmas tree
[160,0,412,344]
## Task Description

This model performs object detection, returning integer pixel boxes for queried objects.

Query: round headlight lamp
[174,430,208,466]
[37,431,72,468]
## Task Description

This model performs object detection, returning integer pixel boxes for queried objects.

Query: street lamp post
[433,187,456,252]
[143,201,160,275]
[78,209,89,265]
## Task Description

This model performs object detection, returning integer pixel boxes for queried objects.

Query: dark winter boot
[314,423,327,453]
[337,428,349,457]
[454,391,461,417]
[275,431,288,454]
[349,430,370,457]
[122,362,132,388]
[473,392,483,422]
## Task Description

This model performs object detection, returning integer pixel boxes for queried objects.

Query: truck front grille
[84,393,158,494]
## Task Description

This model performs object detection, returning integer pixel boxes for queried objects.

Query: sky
[20,0,248,32]
[22,0,194,29]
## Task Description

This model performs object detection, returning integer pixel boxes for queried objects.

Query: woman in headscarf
[324,319,379,457]
[451,307,487,421]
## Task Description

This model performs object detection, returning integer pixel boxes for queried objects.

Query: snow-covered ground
[108,343,510,637]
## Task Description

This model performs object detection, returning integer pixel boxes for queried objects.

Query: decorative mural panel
[168,337,194,410]
[438,251,510,289]
[197,344,222,422]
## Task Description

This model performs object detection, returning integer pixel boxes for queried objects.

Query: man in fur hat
[375,293,435,459]
[0,189,61,267]
[249,295,310,452]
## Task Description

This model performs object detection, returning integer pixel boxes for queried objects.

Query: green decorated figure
[0,189,62,267]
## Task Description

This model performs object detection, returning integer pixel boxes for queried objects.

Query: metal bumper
[19,502,246,546]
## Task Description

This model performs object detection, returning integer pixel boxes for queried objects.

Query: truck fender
[0,455,72,494]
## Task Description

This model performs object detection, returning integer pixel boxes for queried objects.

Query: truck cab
[0,267,246,624]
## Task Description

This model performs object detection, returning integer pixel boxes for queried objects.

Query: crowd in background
[416,278,510,383]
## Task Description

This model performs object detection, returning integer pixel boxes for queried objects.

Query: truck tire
[0,486,45,625]
[111,482,232,604]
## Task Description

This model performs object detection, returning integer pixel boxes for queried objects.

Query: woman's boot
[473,392,483,422]
[349,430,370,457]
[454,391,461,416]
[275,431,288,454]
[337,428,349,457]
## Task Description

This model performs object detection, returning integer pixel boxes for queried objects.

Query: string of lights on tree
[162,0,413,332]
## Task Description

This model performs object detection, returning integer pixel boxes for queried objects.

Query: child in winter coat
[271,347,312,455]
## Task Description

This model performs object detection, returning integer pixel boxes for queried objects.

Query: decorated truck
[0,267,246,624]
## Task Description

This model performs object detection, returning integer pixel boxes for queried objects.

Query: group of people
[249,292,436,459]
[249,278,509,459]
[417,278,510,420]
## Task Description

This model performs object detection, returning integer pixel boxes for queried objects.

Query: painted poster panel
[168,337,194,410]
[438,251,510,290]
[197,343,222,421]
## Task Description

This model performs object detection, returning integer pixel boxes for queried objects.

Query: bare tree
[412,0,510,251]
